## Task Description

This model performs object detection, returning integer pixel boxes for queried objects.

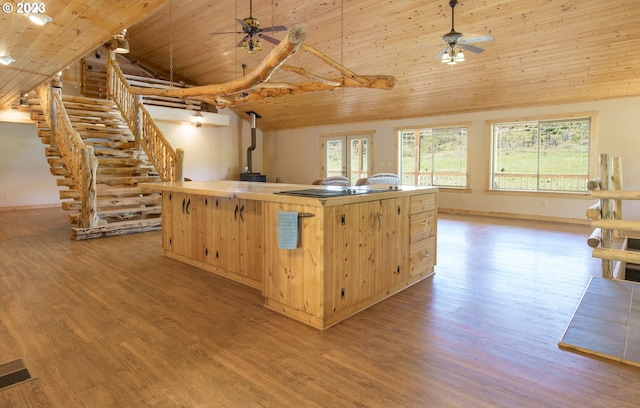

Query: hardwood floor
[1,207,640,407]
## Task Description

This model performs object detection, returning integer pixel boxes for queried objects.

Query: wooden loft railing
[106,53,183,182]
[586,153,640,278]
[36,82,99,229]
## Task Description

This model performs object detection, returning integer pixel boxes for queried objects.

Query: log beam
[129,27,307,98]
[127,27,395,108]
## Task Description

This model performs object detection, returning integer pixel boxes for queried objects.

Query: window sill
[437,187,471,193]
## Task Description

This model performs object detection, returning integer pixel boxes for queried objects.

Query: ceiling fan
[434,0,493,64]
[210,0,287,54]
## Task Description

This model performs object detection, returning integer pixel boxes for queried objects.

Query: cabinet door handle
[421,251,431,258]
[182,198,186,214]
[239,204,245,222]
[234,203,239,220]
[186,198,191,215]
[377,211,382,229]
[370,212,375,230]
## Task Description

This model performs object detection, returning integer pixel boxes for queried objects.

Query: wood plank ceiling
[0,0,167,107]
[2,1,640,131]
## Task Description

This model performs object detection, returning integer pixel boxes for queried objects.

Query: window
[489,114,596,192]
[320,133,372,185]
[397,125,468,188]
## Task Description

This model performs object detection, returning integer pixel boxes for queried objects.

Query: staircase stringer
[36,82,100,229]
[106,52,183,182]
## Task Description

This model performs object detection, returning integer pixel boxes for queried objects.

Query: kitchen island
[143,180,438,329]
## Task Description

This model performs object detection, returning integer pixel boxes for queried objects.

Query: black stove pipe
[246,111,261,173]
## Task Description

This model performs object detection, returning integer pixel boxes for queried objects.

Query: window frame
[395,122,471,190]
[319,131,375,185]
[486,112,599,196]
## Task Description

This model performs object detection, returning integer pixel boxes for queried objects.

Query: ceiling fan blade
[211,31,243,35]
[459,43,485,53]
[258,33,280,45]
[460,34,493,44]
[236,18,250,30]
[260,25,288,33]
[433,47,448,60]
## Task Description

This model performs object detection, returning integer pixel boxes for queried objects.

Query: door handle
[239,204,245,222]
[234,203,239,220]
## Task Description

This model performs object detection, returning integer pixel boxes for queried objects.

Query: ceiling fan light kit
[211,0,287,54]
[435,0,493,65]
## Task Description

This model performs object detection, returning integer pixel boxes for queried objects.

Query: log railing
[106,54,183,182]
[37,82,99,228]
[585,154,639,278]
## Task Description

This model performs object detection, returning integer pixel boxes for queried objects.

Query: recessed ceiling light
[28,13,53,26]
[0,55,16,65]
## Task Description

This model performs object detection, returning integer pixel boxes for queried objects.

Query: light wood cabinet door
[164,191,193,258]
[203,197,263,284]
[328,197,408,315]
[237,198,264,283]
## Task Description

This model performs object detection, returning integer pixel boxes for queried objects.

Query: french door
[320,133,372,185]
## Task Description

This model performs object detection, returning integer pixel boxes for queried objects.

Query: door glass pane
[326,140,343,177]
[349,137,368,183]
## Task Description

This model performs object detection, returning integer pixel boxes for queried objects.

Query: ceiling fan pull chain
[340,0,344,66]
[169,0,174,87]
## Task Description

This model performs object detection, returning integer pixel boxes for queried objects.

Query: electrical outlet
[340,288,345,299]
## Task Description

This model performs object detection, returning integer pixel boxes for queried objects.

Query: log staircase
[30,93,164,239]
[30,54,184,240]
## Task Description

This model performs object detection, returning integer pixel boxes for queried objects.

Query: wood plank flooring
[1,207,640,407]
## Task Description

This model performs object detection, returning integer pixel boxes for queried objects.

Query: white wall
[262,96,640,221]
[0,122,60,208]
[153,108,245,181]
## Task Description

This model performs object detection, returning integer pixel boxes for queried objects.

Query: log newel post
[49,84,59,149]
[599,153,613,278]
[80,146,99,229]
[106,50,116,101]
[612,157,623,238]
[135,95,143,150]
[175,148,185,182]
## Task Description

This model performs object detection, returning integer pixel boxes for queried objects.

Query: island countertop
[141,179,439,206]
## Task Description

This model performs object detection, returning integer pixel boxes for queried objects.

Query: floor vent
[0,359,32,391]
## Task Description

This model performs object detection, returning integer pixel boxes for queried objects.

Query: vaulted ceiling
[2,1,640,130]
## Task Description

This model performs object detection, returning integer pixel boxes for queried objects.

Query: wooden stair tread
[71,218,162,240]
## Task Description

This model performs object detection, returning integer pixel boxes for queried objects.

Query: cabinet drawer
[410,235,435,257]
[410,210,435,243]
[410,194,436,214]
[409,238,436,275]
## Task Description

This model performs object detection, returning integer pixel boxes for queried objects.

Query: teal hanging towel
[277,211,299,249]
